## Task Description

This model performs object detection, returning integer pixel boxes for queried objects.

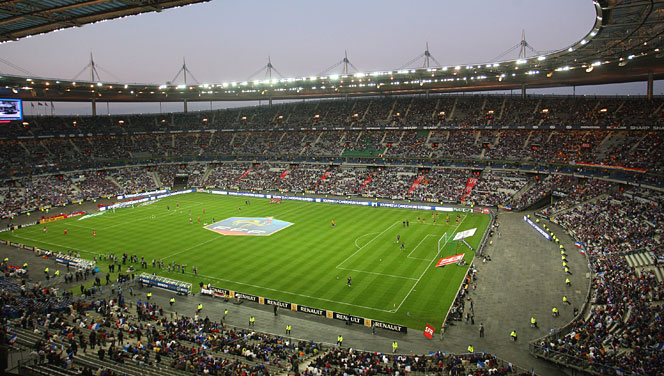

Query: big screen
[0,99,22,121]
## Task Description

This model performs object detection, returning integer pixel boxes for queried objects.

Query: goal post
[437,232,448,254]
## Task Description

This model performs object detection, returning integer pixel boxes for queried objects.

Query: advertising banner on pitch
[424,324,435,339]
[435,254,465,267]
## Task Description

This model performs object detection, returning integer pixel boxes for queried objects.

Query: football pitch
[1,192,490,329]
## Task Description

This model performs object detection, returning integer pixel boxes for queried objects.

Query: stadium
[0,1,662,375]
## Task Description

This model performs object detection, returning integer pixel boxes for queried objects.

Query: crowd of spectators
[305,348,525,376]
[1,128,664,182]
[537,178,615,217]
[533,189,664,375]
[465,170,528,207]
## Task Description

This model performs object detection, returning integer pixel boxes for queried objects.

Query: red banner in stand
[435,253,465,267]
[423,324,435,339]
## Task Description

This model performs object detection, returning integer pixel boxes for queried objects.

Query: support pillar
[425,89,430,100]
[269,96,273,108]
[92,98,96,117]
[521,84,526,99]
[647,72,654,100]
[184,99,188,113]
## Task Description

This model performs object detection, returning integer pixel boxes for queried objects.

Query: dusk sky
[0,0,660,115]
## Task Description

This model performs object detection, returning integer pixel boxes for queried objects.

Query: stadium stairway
[199,164,213,183]
[150,170,161,187]
[510,178,536,205]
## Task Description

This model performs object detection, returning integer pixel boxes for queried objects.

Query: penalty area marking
[393,214,468,313]
[336,221,400,269]
[354,232,379,249]
[406,234,438,261]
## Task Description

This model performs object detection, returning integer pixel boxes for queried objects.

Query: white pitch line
[393,214,468,313]
[335,267,418,281]
[354,232,379,249]
[195,272,395,313]
[9,234,98,257]
[336,221,400,269]
[406,234,437,261]
[161,237,221,260]
[103,202,205,229]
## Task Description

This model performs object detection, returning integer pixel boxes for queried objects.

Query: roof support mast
[171,57,200,113]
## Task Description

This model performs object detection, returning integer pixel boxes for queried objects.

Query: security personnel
[565,267,572,275]
[285,324,291,335]
[3,257,8,263]
[510,330,518,342]
[54,270,60,277]
[22,263,28,269]
[249,316,255,327]
[552,307,559,317]
[566,278,571,286]
[563,296,571,305]
[197,303,203,313]
[562,261,567,268]
[170,297,175,306]
[44,267,49,275]
[337,335,343,346]
[147,292,152,301]
[530,317,538,328]
[223,309,228,320]
[467,344,474,353]
[392,341,398,353]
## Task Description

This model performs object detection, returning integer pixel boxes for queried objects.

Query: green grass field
[0,192,490,329]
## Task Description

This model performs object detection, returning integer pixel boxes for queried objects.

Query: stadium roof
[0,0,210,42]
[2,0,664,103]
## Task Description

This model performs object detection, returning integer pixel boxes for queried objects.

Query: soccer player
[64,229,67,235]
[189,218,192,224]
[347,277,352,287]
[331,220,335,228]
[92,230,96,238]
[197,216,200,223]
[446,214,450,224]
[43,226,47,233]
[401,241,405,250]
[396,234,400,243]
